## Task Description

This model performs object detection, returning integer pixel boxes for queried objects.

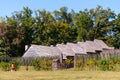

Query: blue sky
[0,0,120,17]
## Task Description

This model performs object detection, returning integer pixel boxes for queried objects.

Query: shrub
[0,62,11,71]
[99,59,109,71]
[98,58,115,71]
[115,58,120,71]
[40,59,52,70]
[32,58,52,71]
[108,58,115,71]
[85,59,98,70]
[75,58,84,70]
[32,58,41,70]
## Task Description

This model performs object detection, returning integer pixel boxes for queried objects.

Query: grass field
[1,66,120,80]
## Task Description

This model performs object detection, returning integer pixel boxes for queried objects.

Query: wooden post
[60,54,63,64]
[74,54,77,68]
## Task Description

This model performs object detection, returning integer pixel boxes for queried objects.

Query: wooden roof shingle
[77,42,96,53]
[56,44,75,56]
[23,45,61,58]
[94,39,114,50]
[86,41,103,51]
[66,43,86,54]
[23,39,115,58]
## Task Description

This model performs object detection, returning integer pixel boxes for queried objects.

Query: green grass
[1,66,120,80]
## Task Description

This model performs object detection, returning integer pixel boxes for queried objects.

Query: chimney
[25,45,29,51]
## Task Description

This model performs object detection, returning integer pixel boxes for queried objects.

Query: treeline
[0,6,120,57]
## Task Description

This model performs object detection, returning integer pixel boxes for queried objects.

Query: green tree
[0,24,7,56]
[73,9,93,41]
[54,6,73,24]
[32,10,56,45]
[112,14,120,48]
[0,23,20,57]
[54,6,77,43]
[6,7,35,56]
[89,6,115,40]
[1,6,118,57]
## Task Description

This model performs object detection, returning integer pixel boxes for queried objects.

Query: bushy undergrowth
[0,62,11,71]
[0,60,20,71]
[1,57,120,71]
[75,58,84,70]
[76,58,120,71]
[99,58,120,71]
[32,58,52,71]
[85,59,98,70]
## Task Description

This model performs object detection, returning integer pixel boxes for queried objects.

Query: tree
[32,10,56,45]
[112,14,120,48]
[6,7,35,56]
[1,6,118,57]
[0,23,20,57]
[33,7,76,46]
[0,24,7,56]
[89,5,115,41]
[54,6,73,24]
[54,6,77,43]
[73,9,93,41]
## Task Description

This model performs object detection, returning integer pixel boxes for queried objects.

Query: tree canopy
[0,6,119,57]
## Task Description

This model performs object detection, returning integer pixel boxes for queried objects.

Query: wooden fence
[100,49,120,59]
[0,49,120,69]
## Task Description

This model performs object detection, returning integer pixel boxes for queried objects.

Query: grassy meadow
[0,66,120,80]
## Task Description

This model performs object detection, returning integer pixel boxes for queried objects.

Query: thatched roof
[23,39,115,58]
[23,45,61,58]
[94,39,114,50]
[86,41,103,51]
[77,42,96,53]
[50,46,62,56]
[66,43,86,54]
[56,44,75,56]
